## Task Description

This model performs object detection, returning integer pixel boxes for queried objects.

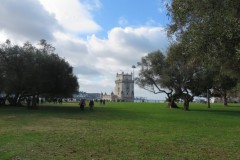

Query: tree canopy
[136,43,211,110]
[136,0,240,109]
[0,40,79,107]
[167,0,240,106]
[167,0,240,75]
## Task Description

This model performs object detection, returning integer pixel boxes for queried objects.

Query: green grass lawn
[0,102,240,160]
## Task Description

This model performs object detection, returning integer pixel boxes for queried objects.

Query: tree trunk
[207,89,211,108]
[9,93,20,106]
[207,100,211,108]
[183,100,189,111]
[167,97,178,109]
[223,91,228,106]
[0,94,7,106]
[26,96,32,109]
[31,94,39,109]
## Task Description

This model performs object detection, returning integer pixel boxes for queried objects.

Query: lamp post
[207,89,210,108]
[132,65,136,81]
[132,65,136,102]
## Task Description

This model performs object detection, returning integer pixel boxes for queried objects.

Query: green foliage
[168,0,240,73]
[0,40,79,100]
[135,50,168,94]
[166,0,240,106]
[0,102,240,159]
[136,43,213,110]
[136,0,240,109]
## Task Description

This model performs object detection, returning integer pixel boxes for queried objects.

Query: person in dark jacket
[79,99,86,111]
[89,99,94,111]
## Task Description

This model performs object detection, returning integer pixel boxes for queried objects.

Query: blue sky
[94,0,170,34]
[0,0,171,100]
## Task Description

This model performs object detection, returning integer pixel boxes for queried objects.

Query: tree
[167,0,240,106]
[135,50,178,108]
[0,40,79,107]
[164,42,214,110]
[228,82,240,101]
[136,42,215,110]
[0,48,4,92]
[212,73,238,106]
[0,41,27,105]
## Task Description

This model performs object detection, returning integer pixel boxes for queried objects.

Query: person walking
[89,99,94,111]
[79,99,86,111]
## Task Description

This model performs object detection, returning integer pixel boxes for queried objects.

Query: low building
[100,92,118,101]
[210,97,240,103]
[73,92,101,101]
[210,97,222,103]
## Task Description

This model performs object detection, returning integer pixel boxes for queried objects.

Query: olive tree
[0,40,79,107]
[167,0,240,106]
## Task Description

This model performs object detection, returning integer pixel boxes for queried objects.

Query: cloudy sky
[0,0,171,100]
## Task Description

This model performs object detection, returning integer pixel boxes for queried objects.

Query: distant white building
[101,72,134,102]
[210,97,222,103]
[100,92,118,102]
[232,97,240,103]
[210,97,240,103]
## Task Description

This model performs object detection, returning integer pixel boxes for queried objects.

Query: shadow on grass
[0,105,151,121]
[191,108,240,117]
[1,104,240,121]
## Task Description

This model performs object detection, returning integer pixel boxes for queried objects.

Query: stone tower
[115,72,134,102]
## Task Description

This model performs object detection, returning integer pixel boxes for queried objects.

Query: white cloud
[81,0,102,10]
[0,30,9,43]
[118,17,128,26]
[81,27,169,98]
[39,0,101,34]
[0,0,58,42]
[51,26,169,100]
[53,31,88,66]
[88,27,169,64]
[0,0,169,100]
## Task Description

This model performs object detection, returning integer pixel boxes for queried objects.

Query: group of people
[79,99,94,111]
[99,99,106,105]
[79,99,107,111]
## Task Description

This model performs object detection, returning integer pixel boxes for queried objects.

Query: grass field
[0,102,240,160]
